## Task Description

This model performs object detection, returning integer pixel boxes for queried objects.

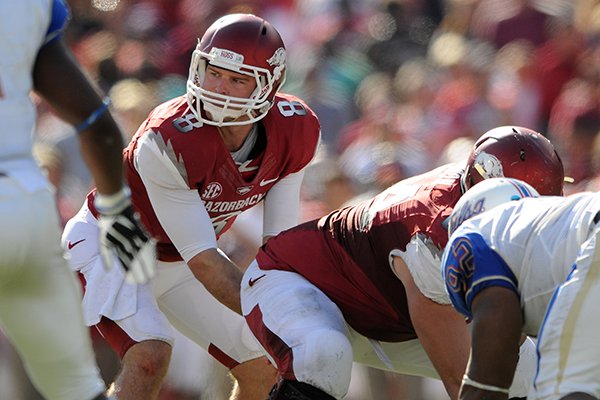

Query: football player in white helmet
[443,178,600,399]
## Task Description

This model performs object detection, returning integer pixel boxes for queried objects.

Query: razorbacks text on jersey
[256,163,464,341]
[87,92,319,261]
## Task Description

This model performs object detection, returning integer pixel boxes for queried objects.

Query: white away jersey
[442,192,600,335]
[0,0,69,187]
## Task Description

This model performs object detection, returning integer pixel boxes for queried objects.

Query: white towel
[80,256,138,326]
[63,202,139,326]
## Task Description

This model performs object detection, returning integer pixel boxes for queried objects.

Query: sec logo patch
[202,182,222,200]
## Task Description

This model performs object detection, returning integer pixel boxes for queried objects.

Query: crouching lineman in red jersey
[62,14,320,400]
[241,126,565,400]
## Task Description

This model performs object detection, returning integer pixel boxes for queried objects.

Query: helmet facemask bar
[186,47,286,127]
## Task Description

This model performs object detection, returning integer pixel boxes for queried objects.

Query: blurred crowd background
[3,0,600,398]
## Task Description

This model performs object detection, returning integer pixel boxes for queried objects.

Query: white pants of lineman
[0,174,105,400]
[241,261,536,399]
[532,228,600,399]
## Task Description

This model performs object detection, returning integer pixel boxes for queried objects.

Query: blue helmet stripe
[508,180,534,198]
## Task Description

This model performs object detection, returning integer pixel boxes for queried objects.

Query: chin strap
[459,169,470,194]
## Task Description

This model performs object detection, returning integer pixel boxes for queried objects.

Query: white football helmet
[447,177,540,236]
[186,13,287,126]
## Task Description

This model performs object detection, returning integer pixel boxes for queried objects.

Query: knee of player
[231,356,277,387]
[123,340,172,378]
[296,330,353,393]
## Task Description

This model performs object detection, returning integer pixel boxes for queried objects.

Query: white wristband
[462,374,510,394]
[94,186,131,215]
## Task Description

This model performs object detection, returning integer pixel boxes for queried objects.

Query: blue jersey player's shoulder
[45,0,71,45]
[442,229,518,320]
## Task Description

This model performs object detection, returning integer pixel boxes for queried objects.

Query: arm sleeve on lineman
[390,234,451,305]
[134,133,217,263]
[262,169,305,238]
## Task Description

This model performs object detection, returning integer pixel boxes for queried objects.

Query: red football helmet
[463,126,565,195]
[186,13,287,126]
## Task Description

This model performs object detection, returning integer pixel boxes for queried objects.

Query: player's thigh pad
[153,259,264,369]
[242,261,354,399]
[531,233,600,400]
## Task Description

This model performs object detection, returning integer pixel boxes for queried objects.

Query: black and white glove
[95,187,156,285]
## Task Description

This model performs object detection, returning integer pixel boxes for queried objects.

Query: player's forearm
[407,289,469,399]
[393,255,468,399]
[418,303,470,400]
[464,287,523,399]
[33,38,126,195]
[188,248,243,314]
[77,117,126,195]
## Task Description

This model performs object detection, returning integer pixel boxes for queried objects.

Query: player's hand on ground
[95,187,156,284]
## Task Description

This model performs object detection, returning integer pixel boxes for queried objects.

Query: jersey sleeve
[45,0,70,45]
[297,127,321,173]
[262,169,305,238]
[282,95,322,174]
[134,133,218,263]
[392,234,450,305]
[442,231,519,320]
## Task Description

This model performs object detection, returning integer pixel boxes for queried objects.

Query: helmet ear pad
[465,126,565,196]
[186,14,287,127]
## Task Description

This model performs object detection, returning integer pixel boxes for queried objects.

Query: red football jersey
[257,163,464,341]
[89,93,320,261]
